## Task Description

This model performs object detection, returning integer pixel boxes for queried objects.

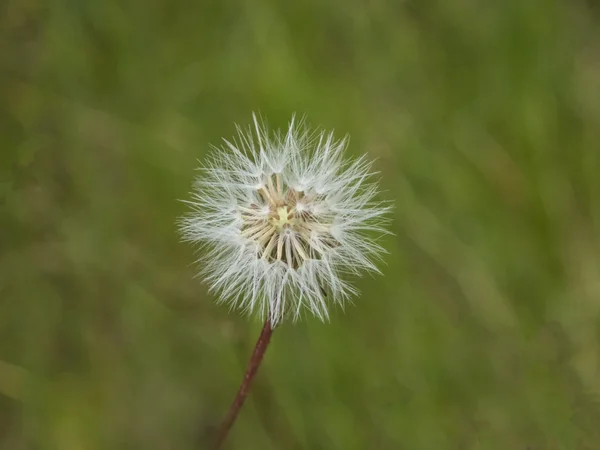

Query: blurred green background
[2,0,600,449]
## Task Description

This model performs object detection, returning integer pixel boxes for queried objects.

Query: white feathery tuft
[179,114,391,325]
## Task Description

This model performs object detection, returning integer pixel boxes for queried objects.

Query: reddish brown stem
[213,319,274,449]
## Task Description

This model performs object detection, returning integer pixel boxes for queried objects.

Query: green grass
[2,0,600,449]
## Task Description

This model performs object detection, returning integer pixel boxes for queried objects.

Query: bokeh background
[2,1,600,449]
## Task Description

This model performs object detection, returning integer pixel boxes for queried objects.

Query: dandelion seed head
[179,114,390,325]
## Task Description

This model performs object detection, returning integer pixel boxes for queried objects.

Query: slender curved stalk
[213,319,274,449]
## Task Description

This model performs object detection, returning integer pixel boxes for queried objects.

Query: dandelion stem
[213,318,274,449]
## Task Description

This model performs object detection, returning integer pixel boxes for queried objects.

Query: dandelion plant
[179,114,389,448]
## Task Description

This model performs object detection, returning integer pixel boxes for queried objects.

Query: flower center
[239,174,338,268]
[270,206,295,231]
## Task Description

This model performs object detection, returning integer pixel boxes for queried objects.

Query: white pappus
[178,114,391,325]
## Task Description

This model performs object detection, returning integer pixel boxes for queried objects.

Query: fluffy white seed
[179,114,390,325]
